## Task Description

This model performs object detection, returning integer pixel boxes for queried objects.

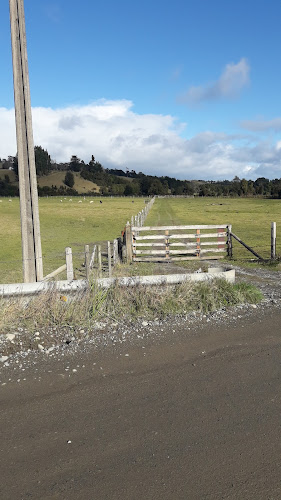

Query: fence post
[108,241,112,277]
[65,247,74,281]
[227,225,232,258]
[126,222,133,263]
[89,245,96,271]
[271,222,276,259]
[85,244,90,280]
[196,229,201,258]
[165,230,170,260]
[98,245,102,276]
[113,239,119,265]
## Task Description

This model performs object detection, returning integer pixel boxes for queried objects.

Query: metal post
[9,0,43,282]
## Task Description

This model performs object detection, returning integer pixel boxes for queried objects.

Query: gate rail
[125,224,232,262]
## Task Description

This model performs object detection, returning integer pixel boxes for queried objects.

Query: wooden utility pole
[9,0,43,282]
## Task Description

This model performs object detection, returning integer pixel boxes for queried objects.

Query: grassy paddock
[1,195,280,283]
[145,197,281,262]
[0,196,145,283]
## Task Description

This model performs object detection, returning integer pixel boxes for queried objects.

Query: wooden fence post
[108,241,112,277]
[126,222,133,263]
[113,239,119,265]
[196,229,201,258]
[65,247,74,281]
[98,245,102,276]
[227,225,233,258]
[271,222,276,259]
[85,244,90,280]
[89,245,96,270]
[165,230,170,260]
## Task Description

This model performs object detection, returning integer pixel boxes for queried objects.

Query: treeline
[1,147,281,198]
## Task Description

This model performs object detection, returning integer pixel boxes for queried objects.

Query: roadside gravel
[1,263,281,382]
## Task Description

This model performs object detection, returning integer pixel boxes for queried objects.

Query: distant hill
[2,148,281,198]
[37,171,100,194]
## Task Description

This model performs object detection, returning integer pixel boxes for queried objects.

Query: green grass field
[145,197,281,261]
[1,196,280,284]
[0,196,145,283]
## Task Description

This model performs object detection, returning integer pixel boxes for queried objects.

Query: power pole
[9,0,43,282]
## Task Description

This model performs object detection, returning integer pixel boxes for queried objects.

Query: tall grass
[0,279,263,333]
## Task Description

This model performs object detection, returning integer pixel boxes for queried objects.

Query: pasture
[145,197,281,261]
[0,196,280,284]
[0,196,145,283]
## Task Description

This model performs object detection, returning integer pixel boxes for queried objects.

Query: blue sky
[1,0,281,180]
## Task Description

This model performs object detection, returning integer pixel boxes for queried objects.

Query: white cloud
[179,58,250,104]
[1,99,281,180]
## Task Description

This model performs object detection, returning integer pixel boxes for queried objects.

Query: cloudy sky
[1,0,281,180]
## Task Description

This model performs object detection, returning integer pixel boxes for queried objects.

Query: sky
[1,0,281,180]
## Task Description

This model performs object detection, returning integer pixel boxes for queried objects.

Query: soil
[0,263,281,499]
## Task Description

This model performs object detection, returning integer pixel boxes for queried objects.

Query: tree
[124,184,133,196]
[34,146,51,175]
[64,171,75,188]
[69,155,81,172]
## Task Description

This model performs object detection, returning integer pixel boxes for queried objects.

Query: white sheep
[90,200,94,204]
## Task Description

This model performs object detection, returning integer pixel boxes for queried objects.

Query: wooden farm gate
[127,224,232,262]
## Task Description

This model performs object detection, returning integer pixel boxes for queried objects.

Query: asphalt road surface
[1,308,281,499]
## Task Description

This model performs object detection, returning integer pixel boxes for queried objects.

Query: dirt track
[1,300,281,499]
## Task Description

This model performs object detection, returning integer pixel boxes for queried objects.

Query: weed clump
[94,278,263,320]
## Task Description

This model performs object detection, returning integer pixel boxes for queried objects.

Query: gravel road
[0,264,281,499]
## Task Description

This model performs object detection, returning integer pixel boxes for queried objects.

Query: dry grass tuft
[0,279,263,334]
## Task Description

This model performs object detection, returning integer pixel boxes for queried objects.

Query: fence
[124,224,231,262]
[40,197,156,282]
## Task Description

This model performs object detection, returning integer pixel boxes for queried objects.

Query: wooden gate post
[196,229,201,258]
[271,222,276,259]
[165,230,170,260]
[227,225,233,258]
